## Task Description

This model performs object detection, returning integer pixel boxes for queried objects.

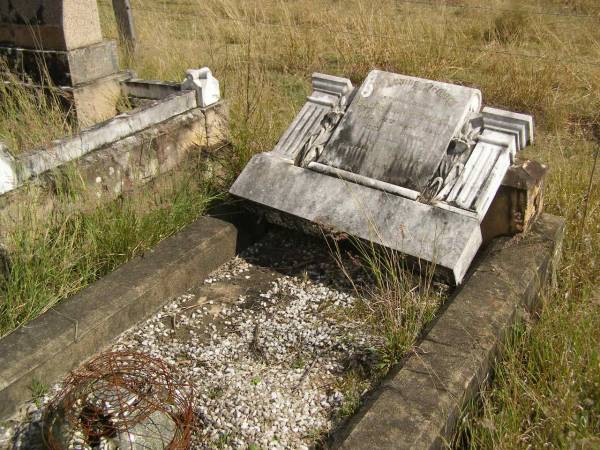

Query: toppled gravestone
[230,70,534,284]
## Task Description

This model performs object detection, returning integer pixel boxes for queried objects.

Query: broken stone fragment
[182,68,221,108]
[114,410,177,449]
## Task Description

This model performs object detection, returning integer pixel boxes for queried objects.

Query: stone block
[123,79,181,100]
[66,71,130,128]
[0,0,103,51]
[482,159,547,243]
[203,102,229,148]
[231,153,482,283]
[0,40,120,86]
[181,67,221,108]
[0,144,16,194]
[14,90,197,187]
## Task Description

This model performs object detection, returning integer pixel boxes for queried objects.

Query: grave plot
[0,213,563,449]
[0,228,448,449]
[0,3,570,438]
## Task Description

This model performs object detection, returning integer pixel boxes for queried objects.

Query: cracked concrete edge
[334,213,565,450]
[0,211,264,421]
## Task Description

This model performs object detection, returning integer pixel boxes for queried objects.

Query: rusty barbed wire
[42,351,196,449]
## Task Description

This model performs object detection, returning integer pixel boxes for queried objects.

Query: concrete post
[112,0,137,52]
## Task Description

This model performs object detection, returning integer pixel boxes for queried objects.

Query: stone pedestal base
[0,40,126,127]
[482,159,547,244]
[63,71,132,128]
[0,40,119,86]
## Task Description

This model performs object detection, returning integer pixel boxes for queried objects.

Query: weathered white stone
[181,68,221,108]
[273,73,353,162]
[482,106,535,151]
[230,70,535,284]
[0,91,197,196]
[0,144,17,194]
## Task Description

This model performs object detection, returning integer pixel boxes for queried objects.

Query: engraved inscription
[318,71,481,191]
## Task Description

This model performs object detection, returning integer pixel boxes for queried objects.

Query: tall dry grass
[95,0,600,170]
[0,159,218,337]
[0,63,75,156]
[93,0,600,445]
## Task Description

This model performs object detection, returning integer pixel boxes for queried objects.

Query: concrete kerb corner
[333,213,565,450]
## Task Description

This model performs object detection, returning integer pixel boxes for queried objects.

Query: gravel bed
[1,230,382,449]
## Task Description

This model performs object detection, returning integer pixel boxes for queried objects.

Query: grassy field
[0,0,598,446]
[100,0,598,446]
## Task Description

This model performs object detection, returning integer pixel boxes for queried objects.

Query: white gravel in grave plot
[112,230,382,449]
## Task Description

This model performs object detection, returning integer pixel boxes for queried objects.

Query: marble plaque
[317,70,482,192]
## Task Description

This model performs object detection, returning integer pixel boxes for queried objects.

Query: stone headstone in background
[0,0,103,50]
[0,0,127,127]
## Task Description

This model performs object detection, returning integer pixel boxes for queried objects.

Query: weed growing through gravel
[28,379,49,409]
[330,234,446,374]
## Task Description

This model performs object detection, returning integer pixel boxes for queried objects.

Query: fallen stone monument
[231,70,535,284]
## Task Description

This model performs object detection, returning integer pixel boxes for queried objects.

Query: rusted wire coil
[43,351,196,449]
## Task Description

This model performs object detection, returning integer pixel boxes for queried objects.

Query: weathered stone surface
[0,101,229,244]
[319,70,482,192]
[203,101,229,148]
[272,73,353,162]
[231,70,536,284]
[123,79,182,100]
[14,91,197,190]
[482,159,547,243]
[67,71,130,128]
[0,144,15,194]
[112,0,136,51]
[230,153,482,283]
[0,0,103,50]
[0,40,120,86]
[333,214,565,450]
[181,67,221,108]
[115,411,176,449]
